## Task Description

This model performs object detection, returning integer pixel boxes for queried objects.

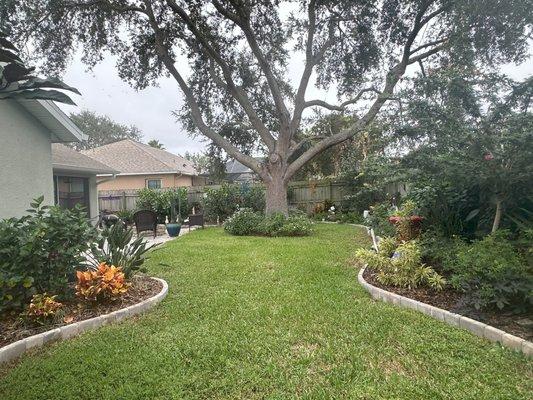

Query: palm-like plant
[0,30,79,104]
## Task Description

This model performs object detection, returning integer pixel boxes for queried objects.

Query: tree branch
[142,1,263,177]
[285,1,442,181]
[212,0,292,139]
[303,87,381,111]
[165,0,275,151]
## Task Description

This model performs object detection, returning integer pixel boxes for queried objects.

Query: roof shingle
[52,144,117,174]
[81,139,197,175]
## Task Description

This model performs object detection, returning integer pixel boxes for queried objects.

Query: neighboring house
[0,99,88,219]
[225,159,260,183]
[52,144,118,221]
[82,139,205,190]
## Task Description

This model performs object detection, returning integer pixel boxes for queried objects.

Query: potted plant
[166,196,182,237]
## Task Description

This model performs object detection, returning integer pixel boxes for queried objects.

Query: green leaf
[0,36,18,51]
[465,209,480,221]
[19,77,81,95]
[0,89,77,105]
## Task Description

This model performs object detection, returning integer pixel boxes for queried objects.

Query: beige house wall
[0,100,54,219]
[97,173,195,191]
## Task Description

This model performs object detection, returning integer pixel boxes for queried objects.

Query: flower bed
[362,267,532,341]
[0,276,162,348]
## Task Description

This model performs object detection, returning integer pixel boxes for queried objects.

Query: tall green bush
[136,188,189,222]
[0,197,98,311]
[204,183,265,222]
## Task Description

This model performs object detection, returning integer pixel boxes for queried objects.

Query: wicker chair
[186,213,204,231]
[133,210,158,238]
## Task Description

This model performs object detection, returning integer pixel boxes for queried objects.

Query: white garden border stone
[358,267,532,358]
[0,277,168,365]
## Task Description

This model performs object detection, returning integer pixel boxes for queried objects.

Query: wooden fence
[98,180,408,213]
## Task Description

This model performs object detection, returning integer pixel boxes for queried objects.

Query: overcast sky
[58,44,532,157]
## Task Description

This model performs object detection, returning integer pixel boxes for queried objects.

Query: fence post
[122,191,126,211]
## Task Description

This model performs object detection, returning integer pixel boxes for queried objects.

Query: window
[54,176,90,213]
[146,179,162,189]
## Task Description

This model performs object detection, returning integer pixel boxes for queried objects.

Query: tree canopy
[147,139,166,149]
[69,110,143,150]
[2,0,531,213]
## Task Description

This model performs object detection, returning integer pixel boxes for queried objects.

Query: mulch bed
[363,268,533,341]
[0,276,162,348]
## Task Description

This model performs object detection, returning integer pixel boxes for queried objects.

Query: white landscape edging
[358,267,533,358]
[0,277,168,365]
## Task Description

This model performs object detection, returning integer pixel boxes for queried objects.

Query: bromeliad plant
[76,263,129,302]
[88,223,153,279]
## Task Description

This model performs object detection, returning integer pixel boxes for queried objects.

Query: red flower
[484,152,494,161]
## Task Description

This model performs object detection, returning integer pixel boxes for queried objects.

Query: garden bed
[363,268,532,341]
[0,276,162,348]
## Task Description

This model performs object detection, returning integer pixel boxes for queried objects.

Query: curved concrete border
[0,277,168,365]
[358,267,532,357]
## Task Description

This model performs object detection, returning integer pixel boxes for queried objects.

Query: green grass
[0,224,531,399]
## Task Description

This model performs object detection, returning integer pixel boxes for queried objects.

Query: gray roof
[17,99,86,143]
[52,144,117,174]
[225,159,253,174]
[82,139,198,176]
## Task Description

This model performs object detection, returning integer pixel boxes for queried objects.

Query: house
[225,159,260,183]
[52,144,117,221]
[82,139,205,190]
[0,99,113,220]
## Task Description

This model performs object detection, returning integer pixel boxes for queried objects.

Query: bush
[89,223,152,279]
[223,210,313,237]
[76,263,129,302]
[356,240,446,290]
[447,231,532,311]
[223,208,263,236]
[136,188,189,222]
[204,183,265,222]
[366,202,396,237]
[0,197,98,312]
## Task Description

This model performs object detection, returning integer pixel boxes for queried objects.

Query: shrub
[377,236,397,257]
[0,197,98,312]
[223,208,263,236]
[136,188,189,222]
[76,263,129,302]
[367,202,396,237]
[223,210,313,237]
[356,241,446,290]
[23,293,62,324]
[448,232,532,311]
[116,209,134,225]
[275,214,313,237]
[89,223,152,279]
[203,183,265,222]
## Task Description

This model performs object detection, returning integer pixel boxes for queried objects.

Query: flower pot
[166,223,181,237]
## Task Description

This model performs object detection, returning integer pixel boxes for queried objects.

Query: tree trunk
[491,198,503,233]
[265,176,289,216]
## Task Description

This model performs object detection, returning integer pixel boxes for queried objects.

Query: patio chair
[185,213,204,231]
[133,210,158,238]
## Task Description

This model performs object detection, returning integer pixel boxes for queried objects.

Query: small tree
[3,1,530,213]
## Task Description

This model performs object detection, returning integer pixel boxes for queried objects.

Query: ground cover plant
[0,225,531,399]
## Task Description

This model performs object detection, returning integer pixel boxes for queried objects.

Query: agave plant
[0,30,79,104]
[88,223,154,279]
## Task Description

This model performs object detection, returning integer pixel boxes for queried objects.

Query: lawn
[0,224,531,399]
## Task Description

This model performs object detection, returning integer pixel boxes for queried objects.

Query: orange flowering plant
[76,263,129,302]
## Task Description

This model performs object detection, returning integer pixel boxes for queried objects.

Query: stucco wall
[97,174,194,190]
[0,100,54,219]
